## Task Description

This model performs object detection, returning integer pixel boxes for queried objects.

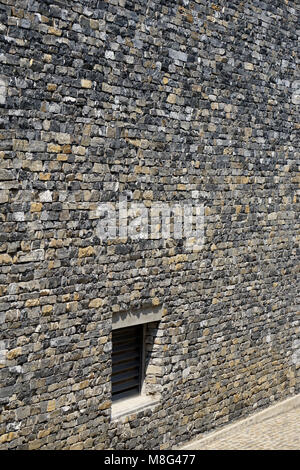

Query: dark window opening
[112,325,143,401]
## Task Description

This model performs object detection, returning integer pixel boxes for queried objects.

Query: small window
[112,325,144,401]
[111,305,163,414]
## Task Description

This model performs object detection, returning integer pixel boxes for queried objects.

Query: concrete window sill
[111,394,160,421]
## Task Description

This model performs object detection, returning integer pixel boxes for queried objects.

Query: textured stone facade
[0,0,299,450]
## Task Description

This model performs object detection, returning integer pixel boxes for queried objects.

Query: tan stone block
[48,27,62,36]
[70,443,84,450]
[47,143,62,153]
[25,298,39,307]
[47,399,56,412]
[98,400,111,411]
[143,190,153,199]
[38,429,51,439]
[81,79,92,89]
[67,435,79,445]
[72,146,86,155]
[39,173,51,181]
[62,293,71,302]
[244,127,252,137]
[43,54,52,63]
[152,297,160,306]
[47,83,57,92]
[175,254,187,262]
[28,439,43,450]
[22,160,43,171]
[5,309,20,322]
[57,153,68,161]
[244,62,254,70]
[0,434,8,444]
[78,246,95,258]
[146,365,162,375]
[241,176,250,184]
[13,139,29,151]
[167,93,177,104]
[6,347,22,360]
[90,19,99,30]
[49,239,63,248]
[0,254,12,264]
[62,144,72,154]
[56,133,71,145]
[79,380,89,390]
[83,124,92,136]
[0,189,9,203]
[31,202,43,212]
[175,263,183,271]
[89,298,103,308]
[127,139,142,148]
[6,432,16,442]
[42,305,53,316]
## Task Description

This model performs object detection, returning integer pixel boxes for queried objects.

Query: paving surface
[180,404,300,450]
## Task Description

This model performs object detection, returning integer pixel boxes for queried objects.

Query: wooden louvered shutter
[112,325,143,401]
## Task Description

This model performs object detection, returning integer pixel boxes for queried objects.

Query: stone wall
[0,0,299,450]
